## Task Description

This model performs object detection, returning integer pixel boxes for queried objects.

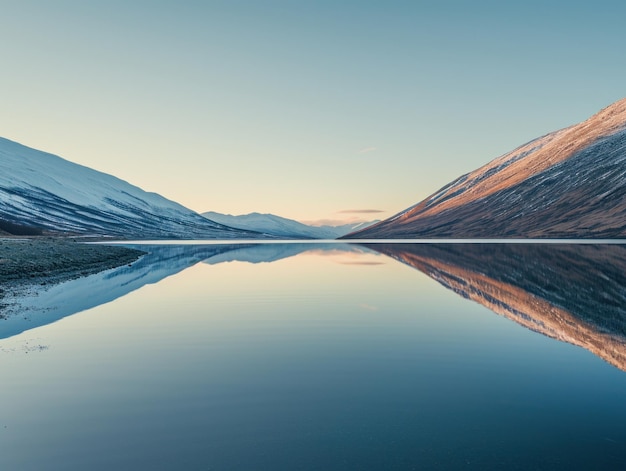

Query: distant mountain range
[202,211,377,239]
[0,137,261,239]
[347,98,626,238]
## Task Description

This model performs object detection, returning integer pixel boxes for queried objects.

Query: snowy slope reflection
[369,243,626,371]
[0,243,372,339]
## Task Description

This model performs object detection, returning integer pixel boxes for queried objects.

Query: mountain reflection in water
[368,243,626,371]
[3,242,626,373]
[0,243,372,339]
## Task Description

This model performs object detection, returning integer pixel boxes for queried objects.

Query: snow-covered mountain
[347,98,626,238]
[0,137,261,239]
[202,211,378,239]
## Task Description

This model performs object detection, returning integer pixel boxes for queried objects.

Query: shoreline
[0,238,144,315]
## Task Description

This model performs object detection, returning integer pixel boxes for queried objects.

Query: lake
[1,242,626,470]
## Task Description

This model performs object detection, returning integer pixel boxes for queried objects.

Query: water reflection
[2,242,626,469]
[3,242,626,372]
[368,243,626,371]
[0,243,372,339]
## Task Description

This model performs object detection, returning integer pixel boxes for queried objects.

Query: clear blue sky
[1,1,625,224]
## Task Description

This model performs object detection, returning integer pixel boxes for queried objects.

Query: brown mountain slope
[347,98,626,238]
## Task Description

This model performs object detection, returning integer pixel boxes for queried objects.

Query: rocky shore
[0,238,144,310]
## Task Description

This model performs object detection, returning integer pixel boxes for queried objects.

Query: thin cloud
[338,209,385,214]
[357,146,377,154]
[359,303,379,311]
[301,218,371,226]
[302,210,385,226]
[339,261,385,266]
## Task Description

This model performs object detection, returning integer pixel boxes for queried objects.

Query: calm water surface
[1,242,626,470]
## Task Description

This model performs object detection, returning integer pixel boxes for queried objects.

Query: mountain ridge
[0,137,263,239]
[347,98,626,238]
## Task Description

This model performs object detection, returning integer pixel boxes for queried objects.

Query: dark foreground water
[1,242,626,470]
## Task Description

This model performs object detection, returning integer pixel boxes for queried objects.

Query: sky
[1,1,625,225]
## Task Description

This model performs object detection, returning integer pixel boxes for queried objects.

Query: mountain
[369,243,626,371]
[202,211,378,239]
[347,98,626,238]
[0,137,262,239]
